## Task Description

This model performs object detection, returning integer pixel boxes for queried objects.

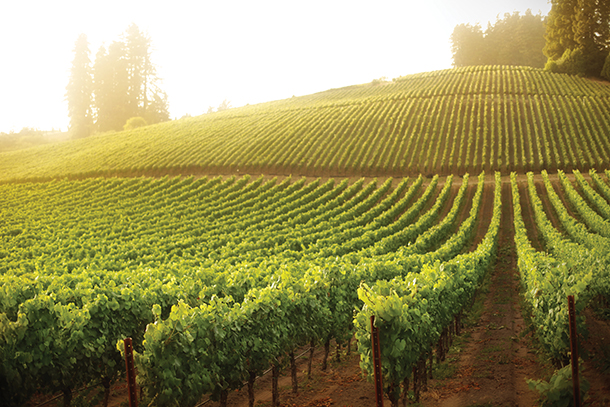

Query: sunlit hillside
[3,65,610,406]
[2,65,610,182]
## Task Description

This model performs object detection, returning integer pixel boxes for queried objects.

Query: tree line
[66,24,169,139]
[451,10,546,69]
[450,1,610,79]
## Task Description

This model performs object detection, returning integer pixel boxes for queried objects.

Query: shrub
[527,363,590,407]
[545,48,586,76]
[123,117,148,131]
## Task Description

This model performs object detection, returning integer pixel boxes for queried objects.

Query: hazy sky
[0,0,550,134]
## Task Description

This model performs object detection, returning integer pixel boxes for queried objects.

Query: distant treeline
[451,0,610,79]
[0,128,66,153]
[66,24,170,139]
[451,10,546,69]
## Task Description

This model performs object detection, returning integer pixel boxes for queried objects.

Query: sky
[0,0,551,134]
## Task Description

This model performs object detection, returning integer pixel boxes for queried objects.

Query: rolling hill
[2,65,610,182]
[2,65,610,407]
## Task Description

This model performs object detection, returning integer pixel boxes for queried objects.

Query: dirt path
[420,180,546,407]
[206,340,378,407]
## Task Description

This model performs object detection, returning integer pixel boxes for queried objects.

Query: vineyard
[1,169,609,406]
[2,66,610,182]
[1,65,610,407]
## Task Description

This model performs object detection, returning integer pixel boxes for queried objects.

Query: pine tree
[601,50,610,80]
[484,11,546,68]
[450,12,546,68]
[574,0,606,75]
[93,24,169,131]
[450,24,485,67]
[124,23,151,119]
[92,45,110,132]
[93,41,130,132]
[66,34,93,138]
[544,0,610,76]
[544,0,578,61]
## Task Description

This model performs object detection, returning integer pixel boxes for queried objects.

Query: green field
[1,66,610,407]
[2,66,610,182]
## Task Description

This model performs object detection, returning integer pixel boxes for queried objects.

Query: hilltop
[1,65,610,182]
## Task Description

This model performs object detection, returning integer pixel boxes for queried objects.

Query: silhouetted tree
[66,34,93,138]
[485,11,546,68]
[93,41,130,132]
[92,24,169,132]
[602,51,610,79]
[451,24,485,67]
[451,11,546,68]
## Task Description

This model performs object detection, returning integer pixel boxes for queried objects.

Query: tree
[544,0,578,61]
[124,24,169,126]
[485,11,546,68]
[93,41,130,132]
[145,85,170,124]
[66,34,93,138]
[450,24,485,67]
[451,12,546,68]
[574,0,609,75]
[92,24,169,132]
[544,0,610,76]
[123,116,147,131]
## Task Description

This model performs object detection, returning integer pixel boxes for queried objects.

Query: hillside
[2,66,610,407]
[2,65,610,182]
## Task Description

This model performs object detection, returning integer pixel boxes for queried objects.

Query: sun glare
[0,0,550,134]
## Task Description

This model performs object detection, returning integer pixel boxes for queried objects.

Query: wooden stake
[290,351,298,394]
[568,295,580,407]
[124,338,138,407]
[371,315,384,407]
[272,363,279,407]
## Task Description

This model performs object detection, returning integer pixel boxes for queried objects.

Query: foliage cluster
[510,171,610,363]
[66,24,169,139]
[451,11,546,68]
[527,363,590,407]
[544,0,610,77]
[123,116,148,131]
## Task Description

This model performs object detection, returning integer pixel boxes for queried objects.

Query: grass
[482,344,503,354]
[432,356,459,382]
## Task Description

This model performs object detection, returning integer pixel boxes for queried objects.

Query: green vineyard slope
[2,66,610,182]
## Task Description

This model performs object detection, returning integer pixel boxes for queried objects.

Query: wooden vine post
[370,315,384,407]
[567,295,580,407]
[124,338,138,407]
